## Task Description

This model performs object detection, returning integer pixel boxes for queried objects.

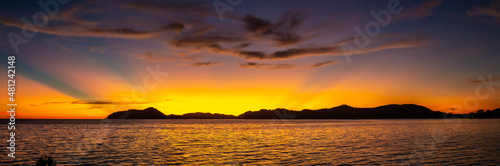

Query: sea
[1,119,499,165]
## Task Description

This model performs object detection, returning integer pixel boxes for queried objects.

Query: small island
[107,107,177,119]
[106,107,237,119]
[106,104,500,119]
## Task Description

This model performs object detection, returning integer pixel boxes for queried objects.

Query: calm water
[1,119,499,165]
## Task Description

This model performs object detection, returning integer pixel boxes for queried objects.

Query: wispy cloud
[467,0,500,18]
[132,52,176,62]
[239,62,296,70]
[311,60,337,68]
[466,76,500,85]
[32,100,151,107]
[0,18,156,39]
[361,37,424,53]
[0,1,192,39]
[235,46,335,60]
[393,0,443,21]
[466,0,500,25]
[233,36,423,60]
[191,62,221,67]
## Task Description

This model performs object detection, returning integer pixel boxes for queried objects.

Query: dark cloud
[231,36,421,60]
[238,60,336,70]
[171,24,242,49]
[242,15,272,34]
[87,27,151,35]
[272,12,304,45]
[162,12,309,60]
[173,35,242,47]
[271,47,336,59]
[191,62,221,67]
[236,51,267,59]
[273,32,301,45]
[311,60,337,67]
[161,22,184,32]
[240,12,304,46]
[167,12,423,61]
[239,62,263,68]
[234,43,252,49]
[0,1,424,63]
[234,46,337,60]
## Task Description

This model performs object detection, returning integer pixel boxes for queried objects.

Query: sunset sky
[1,0,499,119]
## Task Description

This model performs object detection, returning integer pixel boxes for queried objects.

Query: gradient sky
[1,0,499,119]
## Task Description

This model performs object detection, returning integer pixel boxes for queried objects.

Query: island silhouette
[106,104,500,119]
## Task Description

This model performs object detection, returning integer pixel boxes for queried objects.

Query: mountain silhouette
[238,104,445,119]
[106,104,500,119]
[107,107,172,119]
[106,108,235,119]
[469,108,500,118]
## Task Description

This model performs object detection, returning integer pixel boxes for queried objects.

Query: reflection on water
[1,119,499,165]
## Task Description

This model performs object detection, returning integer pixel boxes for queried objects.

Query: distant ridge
[239,104,444,119]
[107,107,176,119]
[106,107,236,119]
[106,104,500,119]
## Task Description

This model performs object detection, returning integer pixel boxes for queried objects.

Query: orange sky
[1,0,500,119]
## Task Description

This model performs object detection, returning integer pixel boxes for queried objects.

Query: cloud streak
[466,76,500,85]
[233,37,422,60]
[191,62,221,67]
[467,0,500,18]
[0,1,194,39]
[132,52,177,62]
[239,62,296,70]
[31,100,151,107]
[311,61,337,68]
[466,0,500,25]
[393,0,443,21]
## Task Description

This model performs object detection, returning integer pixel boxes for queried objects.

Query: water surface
[1,119,499,165]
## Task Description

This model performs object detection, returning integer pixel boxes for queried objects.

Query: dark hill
[106,107,175,119]
[106,105,499,119]
[106,108,235,119]
[470,108,500,118]
[238,104,445,119]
